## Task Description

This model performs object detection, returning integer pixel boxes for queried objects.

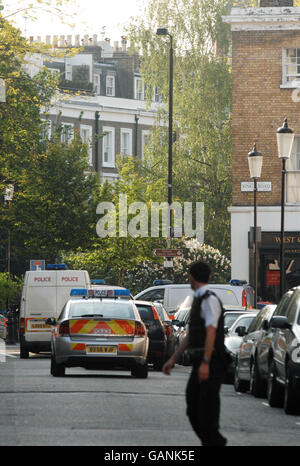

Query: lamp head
[156,28,169,36]
[276,118,295,159]
[248,142,263,179]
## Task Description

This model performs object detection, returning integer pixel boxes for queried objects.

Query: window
[138,288,165,302]
[282,49,300,87]
[94,74,100,95]
[120,128,132,156]
[41,119,51,140]
[106,75,115,96]
[61,123,74,143]
[287,293,300,324]
[134,77,145,100]
[286,136,300,203]
[80,125,93,166]
[101,173,119,184]
[102,127,115,167]
[152,87,162,103]
[274,292,293,316]
[142,130,150,159]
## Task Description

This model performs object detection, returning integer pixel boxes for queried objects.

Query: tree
[4,128,99,271]
[64,156,167,285]
[123,240,231,295]
[0,272,22,309]
[126,0,232,256]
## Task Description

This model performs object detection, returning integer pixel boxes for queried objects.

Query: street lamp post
[248,143,263,308]
[276,118,295,299]
[156,28,173,249]
[4,181,15,344]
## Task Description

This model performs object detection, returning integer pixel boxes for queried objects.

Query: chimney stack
[121,36,127,52]
[75,34,80,47]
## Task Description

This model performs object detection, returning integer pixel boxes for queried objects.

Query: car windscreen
[231,315,255,333]
[69,301,135,319]
[224,313,244,329]
[135,305,155,321]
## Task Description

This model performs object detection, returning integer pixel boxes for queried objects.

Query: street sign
[154,249,183,258]
[30,260,45,271]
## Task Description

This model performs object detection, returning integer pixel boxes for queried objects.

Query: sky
[2,0,146,42]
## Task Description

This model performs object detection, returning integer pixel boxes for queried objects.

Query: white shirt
[194,285,222,328]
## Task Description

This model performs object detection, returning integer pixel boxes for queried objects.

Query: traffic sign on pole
[154,249,183,258]
[30,260,45,271]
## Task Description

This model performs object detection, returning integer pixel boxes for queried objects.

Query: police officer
[163,261,228,446]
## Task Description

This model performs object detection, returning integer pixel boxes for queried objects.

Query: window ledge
[280,83,300,89]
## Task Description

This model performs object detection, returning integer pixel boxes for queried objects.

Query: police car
[47,288,149,378]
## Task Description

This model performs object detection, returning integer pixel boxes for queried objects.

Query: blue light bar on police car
[70,288,88,296]
[229,279,247,286]
[47,264,67,270]
[153,279,173,286]
[91,279,106,285]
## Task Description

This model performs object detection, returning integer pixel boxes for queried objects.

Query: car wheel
[50,353,65,377]
[131,364,148,379]
[234,361,249,393]
[20,342,29,359]
[267,360,283,408]
[250,358,266,398]
[284,364,299,415]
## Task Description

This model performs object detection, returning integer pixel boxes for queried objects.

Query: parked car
[134,301,167,371]
[152,302,176,359]
[224,306,257,332]
[0,314,7,341]
[265,287,300,414]
[233,305,277,395]
[172,304,191,364]
[224,312,258,382]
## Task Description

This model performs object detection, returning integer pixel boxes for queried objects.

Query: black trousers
[186,364,227,446]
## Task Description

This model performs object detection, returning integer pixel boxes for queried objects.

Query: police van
[134,280,254,315]
[19,265,90,358]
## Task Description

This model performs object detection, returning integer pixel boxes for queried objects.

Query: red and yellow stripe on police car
[70,343,86,351]
[69,319,135,336]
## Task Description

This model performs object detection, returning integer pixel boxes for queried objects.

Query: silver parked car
[47,293,149,378]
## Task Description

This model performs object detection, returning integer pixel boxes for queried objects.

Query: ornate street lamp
[276,118,295,298]
[248,143,263,308]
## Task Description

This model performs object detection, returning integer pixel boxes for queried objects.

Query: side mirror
[236,326,247,337]
[224,326,229,334]
[262,319,269,331]
[45,318,56,326]
[270,316,291,330]
[172,319,184,327]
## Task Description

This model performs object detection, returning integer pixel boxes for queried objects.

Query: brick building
[223,0,300,301]
[26,35,159,183]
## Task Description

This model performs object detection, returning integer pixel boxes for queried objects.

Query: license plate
[86,346,117,354]
[31,323,49,329]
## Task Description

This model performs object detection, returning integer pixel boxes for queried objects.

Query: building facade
[223,1,300,301]
[26,34,159,183]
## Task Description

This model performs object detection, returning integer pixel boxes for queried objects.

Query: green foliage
[127,0,232,256]
[6,130,99,267]
[0,273,22,309]
[124,240,231,295]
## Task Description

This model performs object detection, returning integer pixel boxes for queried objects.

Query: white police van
[19,265,90,358]
[134,280,254,315]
